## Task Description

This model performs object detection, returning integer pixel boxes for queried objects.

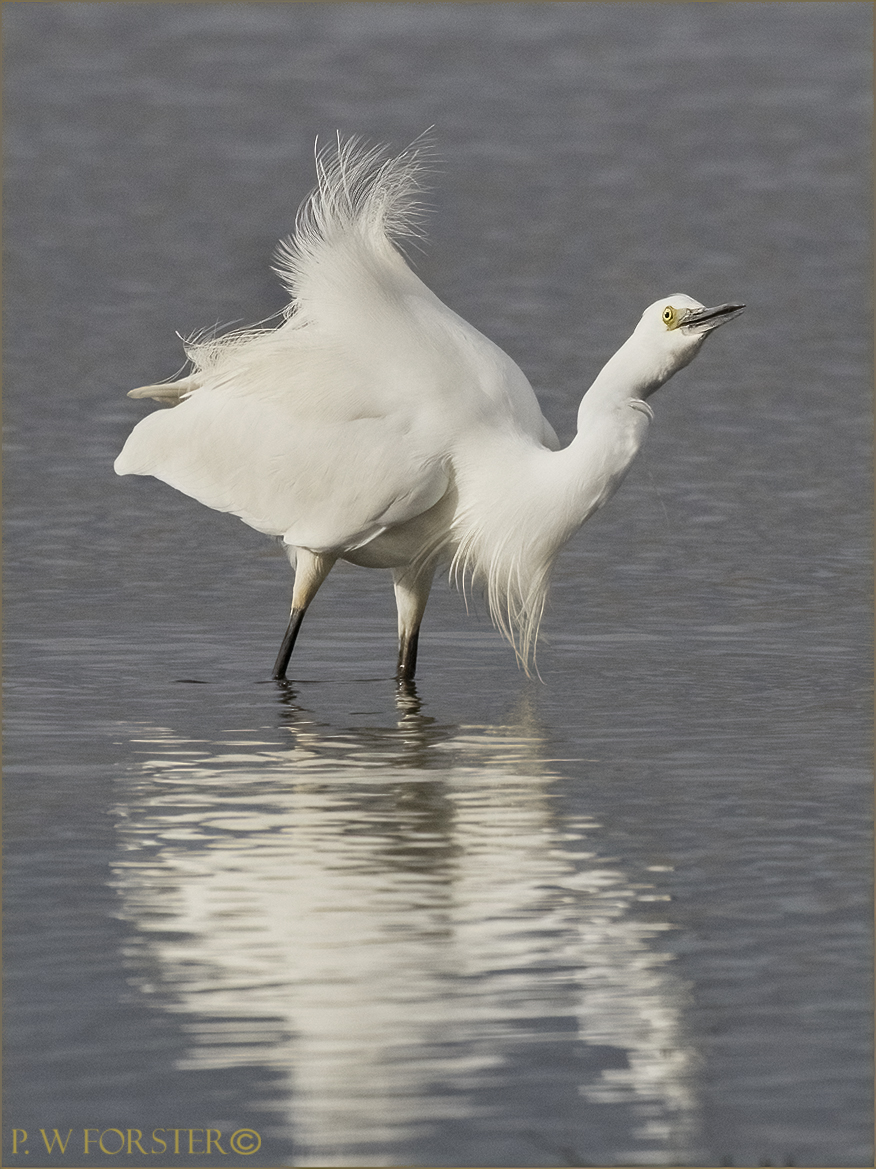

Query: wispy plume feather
[272,132,434,297]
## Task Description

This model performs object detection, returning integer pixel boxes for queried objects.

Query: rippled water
[3,4,872,1167]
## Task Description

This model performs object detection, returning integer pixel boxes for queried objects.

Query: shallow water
[3,4,872,1166]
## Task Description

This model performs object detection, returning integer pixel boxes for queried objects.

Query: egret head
[624,295,745,393]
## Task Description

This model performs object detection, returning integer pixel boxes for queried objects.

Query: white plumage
[115,136,743,682]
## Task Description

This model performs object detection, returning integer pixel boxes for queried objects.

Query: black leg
[272,607,306,680]
[396,627,420,684]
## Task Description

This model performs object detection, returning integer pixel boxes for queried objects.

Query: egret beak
[682,302,746,334]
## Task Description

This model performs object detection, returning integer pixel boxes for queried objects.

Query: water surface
[3,4,871,1166]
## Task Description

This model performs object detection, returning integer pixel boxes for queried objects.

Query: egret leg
[392,564,435,684]
[272,608,306,680]
[397,627,420,681]
[272,548,336,680]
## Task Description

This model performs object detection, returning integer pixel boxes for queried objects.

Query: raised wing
[115,138,555,551]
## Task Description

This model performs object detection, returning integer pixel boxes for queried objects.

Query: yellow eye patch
[662,305,679,328]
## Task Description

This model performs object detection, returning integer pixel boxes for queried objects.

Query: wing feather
[116,136,553,557]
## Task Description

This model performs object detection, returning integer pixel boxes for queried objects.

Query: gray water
[3,4,872,1166]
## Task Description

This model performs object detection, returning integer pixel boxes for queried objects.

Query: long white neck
[551,324,705,531]
[543,333,673,531]
[451,329,698,670]
[577,328,688,419]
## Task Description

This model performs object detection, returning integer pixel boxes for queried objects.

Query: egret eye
[662,306,676,326]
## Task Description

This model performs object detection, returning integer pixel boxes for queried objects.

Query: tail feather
[127,375,200,405]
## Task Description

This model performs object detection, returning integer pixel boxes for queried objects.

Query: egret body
[115,138,743,682]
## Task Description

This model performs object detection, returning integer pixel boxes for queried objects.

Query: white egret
[115,137,743,683]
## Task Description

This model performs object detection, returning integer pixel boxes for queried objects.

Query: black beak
[683,302,746,334]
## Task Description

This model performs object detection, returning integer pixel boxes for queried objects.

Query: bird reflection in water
[111,691,701,1165]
